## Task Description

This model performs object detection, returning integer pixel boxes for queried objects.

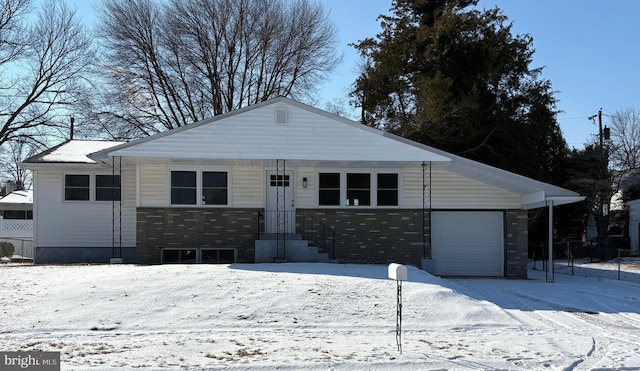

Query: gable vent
[275,108,288,125]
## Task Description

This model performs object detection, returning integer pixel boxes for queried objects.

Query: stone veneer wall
[297,209,429,267]
[136,208,260,264]
[505,209,528,278]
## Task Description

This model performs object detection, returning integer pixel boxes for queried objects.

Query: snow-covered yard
[1,259,639,370]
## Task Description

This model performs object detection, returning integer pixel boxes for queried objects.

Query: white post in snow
[388,263,407,353]
[547,200,554,283]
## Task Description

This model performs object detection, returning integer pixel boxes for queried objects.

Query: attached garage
[431,211,505,277]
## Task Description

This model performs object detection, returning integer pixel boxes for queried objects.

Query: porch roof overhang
[388,133,584,209]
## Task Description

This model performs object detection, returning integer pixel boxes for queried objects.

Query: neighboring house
[0,189,34,259]
[628,199,640,256]
[22,97,582,277]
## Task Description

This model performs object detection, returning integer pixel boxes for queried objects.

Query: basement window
[161,248,236,264]
[162,249,197,264]
[201,249,235,264]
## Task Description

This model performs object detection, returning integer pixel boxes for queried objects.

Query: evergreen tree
[351,0,567,182]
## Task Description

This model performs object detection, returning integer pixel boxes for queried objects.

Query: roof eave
[523,195,586,210]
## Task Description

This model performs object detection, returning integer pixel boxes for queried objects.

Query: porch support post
[422,161,431,259]
[111,155,123,264]
[276,159,286,261]
[547,200,554,283]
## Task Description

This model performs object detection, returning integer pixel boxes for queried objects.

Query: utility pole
[598,108,603,150]
[589,108,607,151]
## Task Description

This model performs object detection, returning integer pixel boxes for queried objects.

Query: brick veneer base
[297,209,429,267]
[136,208,260,264]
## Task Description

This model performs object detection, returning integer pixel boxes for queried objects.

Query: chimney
[70,116,75,140]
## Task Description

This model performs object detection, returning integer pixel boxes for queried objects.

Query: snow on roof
[0,190,33,204]
[24,140,125,164]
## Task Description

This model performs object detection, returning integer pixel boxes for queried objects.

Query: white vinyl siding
[121,168,137,246]
[108,102,448,163]
[232,167,262,207]
[403,167,522,209]
[34,169,135,248]
[402,168,424,207]
[139,165,167,206]
[296,167,315,208]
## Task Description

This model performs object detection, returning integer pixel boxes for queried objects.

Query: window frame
[64,174,91,202]
[170,170,198,205]
[202,171,228,206]
[95,174,122,202]
[316,170,401,208]
[168,167,231,207]
[64,172,123,203]
[1,210,32,219]
[376,173,399,207]
[318,172,341,206]
[346,173,371,206]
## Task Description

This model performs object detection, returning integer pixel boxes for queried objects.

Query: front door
[266,170,295,234]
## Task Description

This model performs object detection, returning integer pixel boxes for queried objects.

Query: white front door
[266,170,295,234]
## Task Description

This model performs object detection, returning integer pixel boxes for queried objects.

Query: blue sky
[321,0,640,149]
[66,0,639,149]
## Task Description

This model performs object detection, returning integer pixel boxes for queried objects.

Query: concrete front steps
[255,234,331,263]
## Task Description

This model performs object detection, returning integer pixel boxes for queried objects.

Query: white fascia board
[20,162,109,171]
[523,195,585,209]
[522,191,545,207]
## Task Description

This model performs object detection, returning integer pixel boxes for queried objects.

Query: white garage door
[431,211,504,276]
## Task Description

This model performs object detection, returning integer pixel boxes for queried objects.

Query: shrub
[0,242,15,257]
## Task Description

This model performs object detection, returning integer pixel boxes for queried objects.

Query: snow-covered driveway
[0,261,639,370]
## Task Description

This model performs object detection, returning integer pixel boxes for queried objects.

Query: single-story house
[0,189,33,227]
[0,189,34,260]
[628,199,640,255]
[22,97,582,277]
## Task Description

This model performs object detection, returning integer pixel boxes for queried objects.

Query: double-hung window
[96,175,121,201]
[377,173,398,206]
[170,170,229,206]
[65,175,90,201]
[171,171,197,205]
[318,173,340,206]
[202,171,228,205]
[65,174,122,202]
[346,173,371,206]
[317,171,399,207]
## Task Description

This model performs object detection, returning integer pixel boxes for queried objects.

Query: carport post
[547,200,554,283]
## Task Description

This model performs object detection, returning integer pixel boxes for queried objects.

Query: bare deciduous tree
[608,108,640,171]
[608,108,640,201]
[0,0,94,148]
[94,0,340,139]
[0,140,35,189]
